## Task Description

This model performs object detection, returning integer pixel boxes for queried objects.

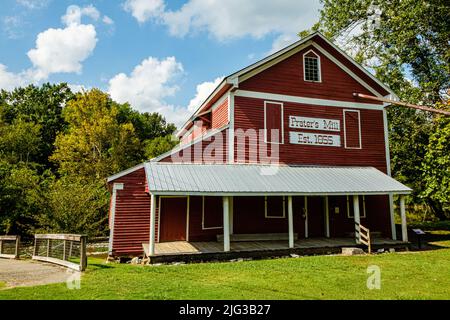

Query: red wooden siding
[212,98,229,129]
[264,102,283,143]
[344,110,361,149]
[159,129,228,163]
[240,46,381,103]
[234,96,387,172]
[110,168,153,256]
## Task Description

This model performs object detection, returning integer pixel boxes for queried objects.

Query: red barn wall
[233,96,387,172]
[159,129,229,163]
[212,98,229,129]
[239,45,380,102]
[110,168,154,256]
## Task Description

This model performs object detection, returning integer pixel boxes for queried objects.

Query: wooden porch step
[216,233,298,242]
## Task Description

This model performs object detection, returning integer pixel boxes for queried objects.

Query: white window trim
[347,195,366,218]
[343,109,362,149]
[264,196,286,219]
[263,101,284,144]
[303,49,322,83]
[202,196,223,230]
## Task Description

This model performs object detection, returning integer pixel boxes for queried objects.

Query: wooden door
[159,197,188,242]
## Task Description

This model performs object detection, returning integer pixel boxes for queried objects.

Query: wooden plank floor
[154,238,405,256]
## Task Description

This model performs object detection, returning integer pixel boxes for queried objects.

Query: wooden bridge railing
[33,234,87,271]
[0,235,20,259]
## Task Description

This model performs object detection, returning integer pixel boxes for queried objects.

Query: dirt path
[0,258,76,288]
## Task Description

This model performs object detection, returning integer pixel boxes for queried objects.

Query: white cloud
[26,5,100,79]
[124,0,321,41]
[123,0,165,24]
[102,16,114,25]
[187,77,223,112]
[2,15,24,39]
[27,24,97,79]
[68,83,88,93]
[108,56,190,126]
[61,4,100,26]
[16,0,50,10]
[268,34,299,55]
[0,5,102,90]
[0,64,28,91]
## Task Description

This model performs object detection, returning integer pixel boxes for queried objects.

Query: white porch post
[324,196,330,238]
[353,195,361,244]
[288,196,294,248]
[149,193,156,256]
[389,194,397,240]
[223,196,230,252]
[400,195,408,242]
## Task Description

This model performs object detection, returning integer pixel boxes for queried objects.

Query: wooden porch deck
[150,238,408,263]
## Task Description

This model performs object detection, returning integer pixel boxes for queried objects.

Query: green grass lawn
[1,240,450,300]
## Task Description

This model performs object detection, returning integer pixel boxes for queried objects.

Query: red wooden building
[107,32,411,261]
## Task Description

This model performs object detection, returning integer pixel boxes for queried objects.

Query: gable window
[303,50,321,82]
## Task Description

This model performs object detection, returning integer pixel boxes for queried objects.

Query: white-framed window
[346,195,367,218]
[202,196,223,230]
[303,49,321,82]
[343,109,362,149]
[264,196,286,218]
[264,101,284,144]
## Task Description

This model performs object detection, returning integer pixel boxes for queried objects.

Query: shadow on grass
[88,263,114,271]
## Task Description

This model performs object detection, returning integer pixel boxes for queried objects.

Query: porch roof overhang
[144,163,412,196]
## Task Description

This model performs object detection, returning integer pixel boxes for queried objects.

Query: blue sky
[0,0,322,126]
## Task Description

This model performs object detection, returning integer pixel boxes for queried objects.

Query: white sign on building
[289,131,341,147]
[289,116,340,132]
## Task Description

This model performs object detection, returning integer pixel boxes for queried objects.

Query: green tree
[50,89,142,179]
[0,83,73,169]
[0,118,42,164]
[36,175,109,237]
[145,135,179,159]
[0,161,42,236]
[422,100,450,219]
[115,103,176,142]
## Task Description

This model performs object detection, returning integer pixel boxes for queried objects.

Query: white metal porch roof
[144,163,411,196]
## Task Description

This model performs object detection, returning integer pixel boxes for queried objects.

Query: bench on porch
[216,233,298,242]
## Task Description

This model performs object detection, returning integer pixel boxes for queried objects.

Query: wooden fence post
[14,236,20,259]
[33,235,38,257]
[63,240,67,261]
[80,236,87,271]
